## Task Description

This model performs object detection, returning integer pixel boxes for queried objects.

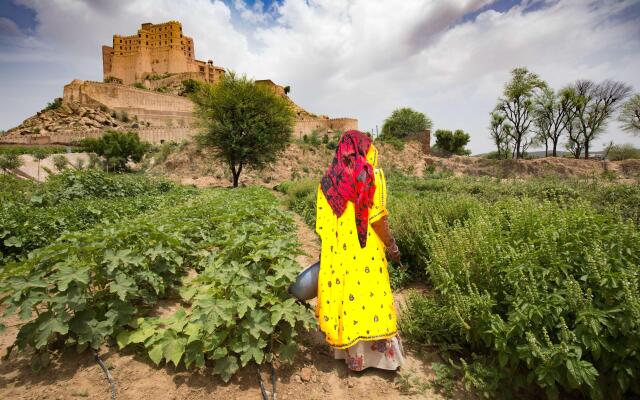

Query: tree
[533,88,567,157]
[81,130,149,172]
[559,86,583,158]
[494,67,547,159]
[284,85,291,95]
[31,149,48,181]
[0,153,23,175]
[381,107,432,139]
[434,129,471,155]
[619,93,640,135]
[53,155,68,172]
[571,79,631,159]
[192,72,295,187]
[489,112,514,159]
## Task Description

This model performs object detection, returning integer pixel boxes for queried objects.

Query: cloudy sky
[1,0,639,153]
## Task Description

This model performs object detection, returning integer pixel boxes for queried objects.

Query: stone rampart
[63,80,195,127]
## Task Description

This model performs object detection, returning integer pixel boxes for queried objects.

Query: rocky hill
[3,99,138,140]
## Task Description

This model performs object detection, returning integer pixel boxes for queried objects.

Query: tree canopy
[191,72,295,187]
[619,93,640,135]
[434,129,471,155]
[494,67,547,159]
[381,107,432,139]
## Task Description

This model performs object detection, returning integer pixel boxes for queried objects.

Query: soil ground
[0,197,457,400]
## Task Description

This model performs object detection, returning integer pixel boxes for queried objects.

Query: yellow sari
[315,145,397,349]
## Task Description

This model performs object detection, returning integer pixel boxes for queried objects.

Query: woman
[315,130,405,372]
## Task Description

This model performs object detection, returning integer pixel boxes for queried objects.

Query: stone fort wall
[63,80,195,127]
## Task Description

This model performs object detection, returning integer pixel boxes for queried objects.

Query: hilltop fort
[2,20,357,145]
[102,21,224,85]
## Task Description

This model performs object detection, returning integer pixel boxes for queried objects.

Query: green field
[278,173,640,399]
[2,170,640,398]
[0,171,314,380]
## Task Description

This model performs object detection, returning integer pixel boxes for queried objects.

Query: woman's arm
[371,216,401,263]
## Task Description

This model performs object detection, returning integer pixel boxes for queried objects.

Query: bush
[52,155,68,171]
[309,130,321,146]
[434,129,471,155]
[276,179,317,227]
[132,82,147,90]
[181,79,202,95]
[103,76,123,84]
[377,135,405,151]
[0,153,23,173]
[607,143,640,161]
[155,86,170,93]
[381,107,432,139]
[400,194,640,399]
[44,98,62,111]
[80,131,150,172]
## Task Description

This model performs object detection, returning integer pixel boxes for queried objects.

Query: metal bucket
[288,261,320,301]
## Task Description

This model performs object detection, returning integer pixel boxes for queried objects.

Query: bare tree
[494,67,547,159]
[572,79,632,159]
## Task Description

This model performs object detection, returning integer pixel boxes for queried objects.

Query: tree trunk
[552,138,558,157]
[231,163,243,188]
[584,141,590,159]
[544,140,549,157]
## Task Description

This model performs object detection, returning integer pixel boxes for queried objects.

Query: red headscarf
[321,130,376,248]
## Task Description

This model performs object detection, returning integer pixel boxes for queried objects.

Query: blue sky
[1,0,639,153]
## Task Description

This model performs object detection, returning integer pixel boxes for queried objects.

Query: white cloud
[1,0,639,153]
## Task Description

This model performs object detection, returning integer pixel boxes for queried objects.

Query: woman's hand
[387,242,401,263]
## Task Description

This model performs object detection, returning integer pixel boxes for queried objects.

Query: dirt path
[0,203,450,400]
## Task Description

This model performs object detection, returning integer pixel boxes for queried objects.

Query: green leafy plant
[81,131,150,172]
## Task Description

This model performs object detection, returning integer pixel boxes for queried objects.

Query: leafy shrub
[133,82,147,90]
[377,135,405,151]
[381,107,432,139]
[0,153,23,173]
[434,129,471,155]
[400,197,640,399]
[44,98,62,111]
[276,179,317,227]
[52,155,68,171]
[81,131,149,172]
[607,144,640,161]
[181,79,202,95]
[154,86,170,93]
[104,76,123,84]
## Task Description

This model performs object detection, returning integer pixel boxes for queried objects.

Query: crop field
[0,171,315,394]
[279,173,640,399]
[1,169,639,399]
